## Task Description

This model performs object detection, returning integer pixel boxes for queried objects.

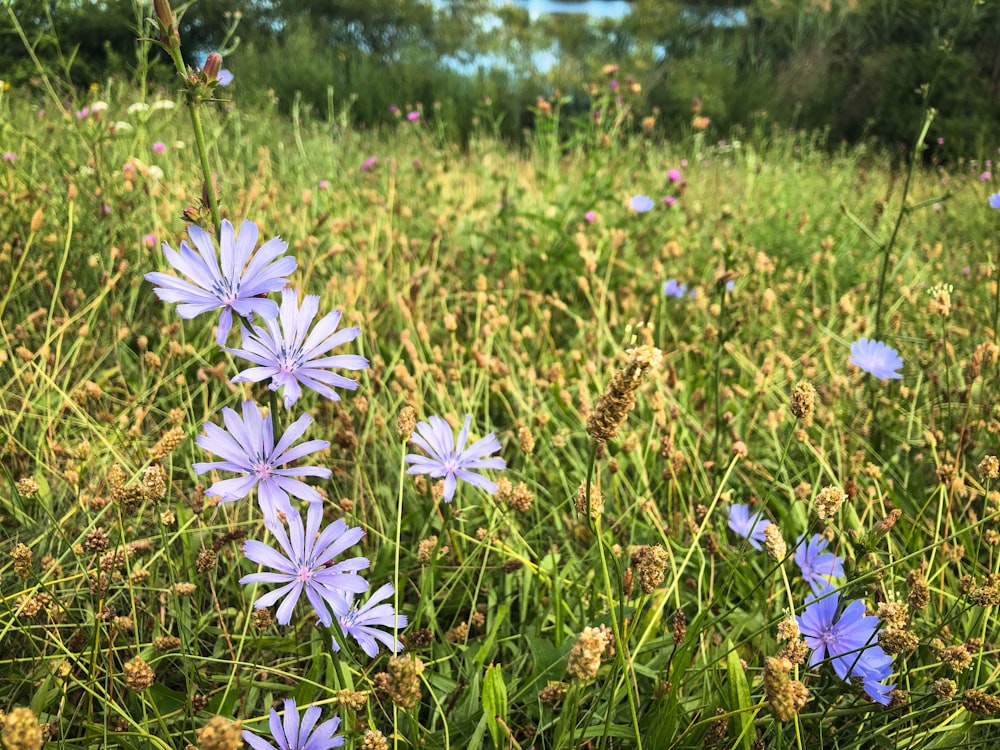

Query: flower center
[296,565,313,583]
[212,277,241,306]
[253,460,273,480]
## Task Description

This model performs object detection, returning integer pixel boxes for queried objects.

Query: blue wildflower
[333,582,407,658]
[145,219,295,345]
[629,194,655,213]
[663,279,688,298]
[239,500,369,626]
[990,193,1000,209]
[242,698,344,750]
[797,592,895,705]
[229,288,369,409]
[849,338,903,380]
[192,400,332,524]
[727,503,768,550]
[794,535,845,594]
[404,415,505,503]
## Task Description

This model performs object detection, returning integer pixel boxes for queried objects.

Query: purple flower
[981,171,992,182]
[404,415,505,503]
[663,196,677,207]
[668,169,682,182]
[142,233,157,249]
[217,69,234,86]
[390,104,400,116]
[629,194,655,213]
[797,592,894,705]
[2,152,15,163]
[76,106,90,120]
[332,582,407,658]
[585,211,596,223]
[727,504,768,550]
[609,79,619,90]
[229,288,368,409]
[144,219,295,345]
[318,179,330,190]
[794,535,844,594]
[360,155,377,171]
[407,110,420,122]
[239,500,369,626]
[152,141,166,153]
[242,698,344,750]
[849,338,903,380]
[192,401,332,524]
[937,137,945,145]
[989,193,1000,209]
[663,279,688,298]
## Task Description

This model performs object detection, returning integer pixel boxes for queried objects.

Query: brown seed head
[196,716,243,750]
[123,657,155,691]
[1,707,43,750]
[790,381,817,419]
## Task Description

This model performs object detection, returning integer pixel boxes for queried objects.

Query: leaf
[726,640,752,750]
[482,663,508,750]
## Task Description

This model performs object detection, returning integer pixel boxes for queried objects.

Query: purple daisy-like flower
[217,69,234,86]
[229,288,368,409]
[797,592,895,705]
[332,582,407,658]
[192,400,332,523]
[242,698,344,750]
[849,338,903,380]
[239,500,369,626]
[794,534,845,594]
[663,279,688,298]
[404,415,505,503]
[727,503,768,550]
[989,193,1000,209]
[145,219,295,345]
[629,194,655,213]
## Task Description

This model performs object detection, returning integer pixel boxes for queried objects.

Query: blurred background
[4,0,999,152]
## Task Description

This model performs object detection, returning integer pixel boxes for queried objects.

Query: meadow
[3,24,1000,750]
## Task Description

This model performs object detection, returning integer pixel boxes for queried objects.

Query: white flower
[148,165,164,182]
[150,99,176,111]
[112,121,133,133]
[91,101,108,112]
[127,102,150,115]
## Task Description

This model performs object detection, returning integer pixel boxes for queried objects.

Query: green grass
[2,62,1000,750]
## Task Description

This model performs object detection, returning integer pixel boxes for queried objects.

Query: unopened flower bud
[202,53,222,81]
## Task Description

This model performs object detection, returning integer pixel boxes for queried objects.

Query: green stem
[188,100,222,234]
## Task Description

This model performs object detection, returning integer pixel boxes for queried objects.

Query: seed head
[1,707,43,750]
[907,569,930,610]
[763,524,786,561]
[980,455,1000,481]
[539,681,570,707]
[373,655,424,709]
[150,426,185,459]
[586,345,663,443]
[963,689,1000,715]
[123,657,155,691]
[942,644,972,673]
[574,481,604,520]
[517,426,535,454]
[632,544,669,593]
[764,657,809,722]
[814,485,846,519]
[196,716,243,750]
[11,543,31,580]
[15,477,39,498]
[933,679,957,700]
[362,730,389,750]
[337,689,368,711]
[396,406,417,442]
[566,625,615,680]
[790,381,817,419]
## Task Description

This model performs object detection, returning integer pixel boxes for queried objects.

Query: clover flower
[797,592,894,705]
[794,534,845,594]
[727,504,768,550]
[229,288,368,408]
[404,415,505,503]
[332,582,407,658]
[239,500,369,626]
[629,194,655,213]
[848,338,903,380]
[145,219,295,345]
[192,400,332,523]
[242,698,344,750]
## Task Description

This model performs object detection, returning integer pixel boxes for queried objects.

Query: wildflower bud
[30,208,43,234]
[1,706,43,750]
[196,716,243,750]
[586,345,663,443]
[518,426,535,454]
[763,524,786,561]
[790,381,816,419]
[814,485,846,519]
[567,625,615,680]
[201,53,222,81]
[764,657,809,721]
[123,657,155,692]
[963,689,1000,715]
[396,406,417,442]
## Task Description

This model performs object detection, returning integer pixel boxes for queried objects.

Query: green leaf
[482,663,508,750]
[726,640,752,750]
